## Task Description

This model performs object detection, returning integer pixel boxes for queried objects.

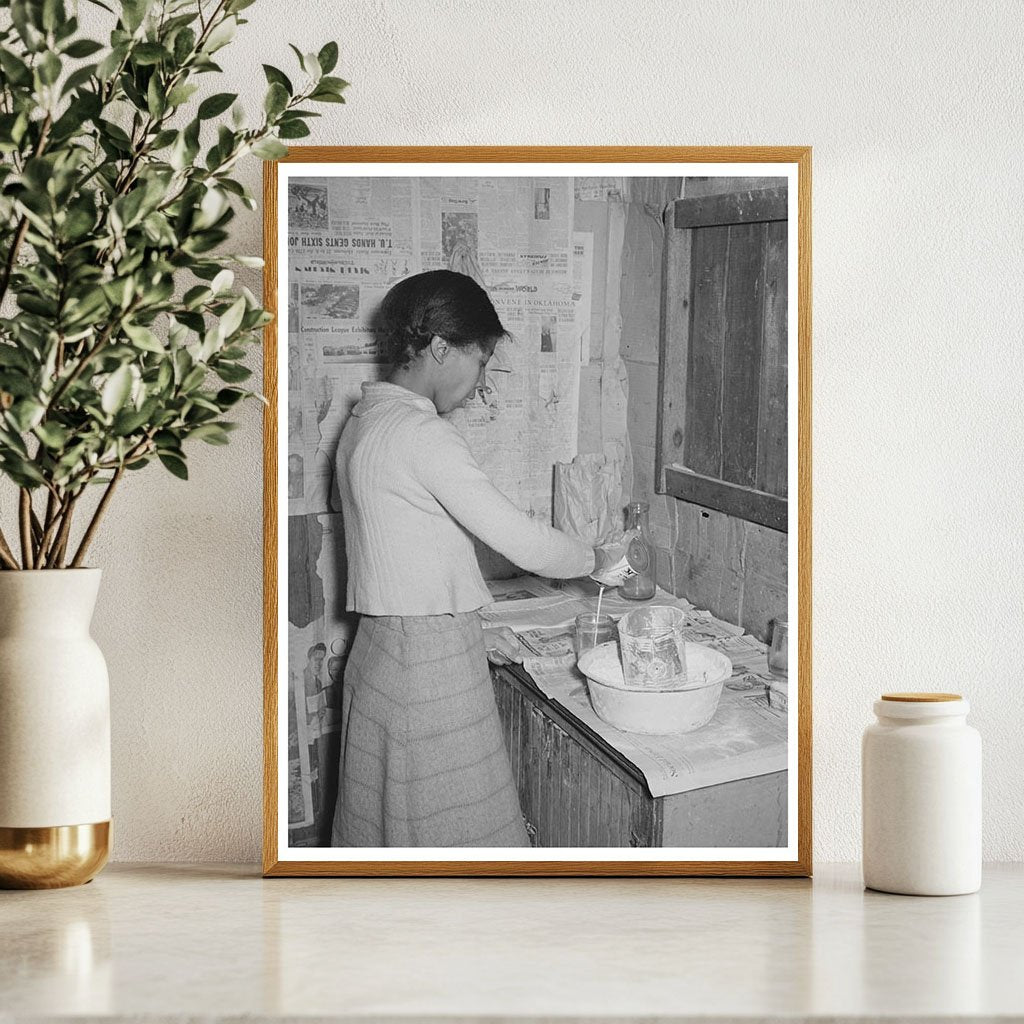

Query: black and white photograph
[266,151,810,875]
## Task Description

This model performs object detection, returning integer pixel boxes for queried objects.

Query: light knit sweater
[338,381,595,615]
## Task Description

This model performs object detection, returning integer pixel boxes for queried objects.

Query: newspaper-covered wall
[285,175,589,845]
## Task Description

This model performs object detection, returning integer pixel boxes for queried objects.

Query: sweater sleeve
[410,417,595,579]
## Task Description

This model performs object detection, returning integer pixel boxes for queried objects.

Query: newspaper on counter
[480,577,694,631]
[485,577,786,799]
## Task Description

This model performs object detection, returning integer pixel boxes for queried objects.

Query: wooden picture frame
[263,147,812,877]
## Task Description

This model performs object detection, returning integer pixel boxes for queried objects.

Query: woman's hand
[483,626,524,666]
[590,539,628,587]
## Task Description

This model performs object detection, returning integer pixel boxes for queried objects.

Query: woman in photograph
[331,269,597,848]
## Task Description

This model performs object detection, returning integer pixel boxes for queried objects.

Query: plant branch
[71,464,125,568]
[44,490,80,569]
[36,486,66,566]
[29,506,43,545]
[0,526,20,570]
[18,489,34,569]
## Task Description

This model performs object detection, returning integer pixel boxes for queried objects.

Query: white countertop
[2,862,1022,1020]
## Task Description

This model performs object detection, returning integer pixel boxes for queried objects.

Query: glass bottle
[619,501,655,600]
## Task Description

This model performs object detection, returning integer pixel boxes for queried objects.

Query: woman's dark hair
[372,270,508,366]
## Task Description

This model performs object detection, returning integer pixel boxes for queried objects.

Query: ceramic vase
[0,569,111,888]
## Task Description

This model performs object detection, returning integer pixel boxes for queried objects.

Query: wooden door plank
[673,187,787,229]
[665,465,788,533]
[721,221,766,487]
[684,225,729,476]
[656,210,693,485]
[756,219,788,496]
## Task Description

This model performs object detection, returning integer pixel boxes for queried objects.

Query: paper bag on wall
[553,448,628,547]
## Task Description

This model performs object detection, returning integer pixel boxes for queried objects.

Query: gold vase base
[0,821,111,889]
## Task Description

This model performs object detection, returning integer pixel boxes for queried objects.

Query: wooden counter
[492,663,787,847]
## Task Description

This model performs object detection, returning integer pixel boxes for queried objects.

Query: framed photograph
[262,147,811,877]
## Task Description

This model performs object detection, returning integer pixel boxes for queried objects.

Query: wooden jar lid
[881,692,962,702]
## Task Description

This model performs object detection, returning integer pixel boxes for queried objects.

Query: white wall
[53,0,1024,862]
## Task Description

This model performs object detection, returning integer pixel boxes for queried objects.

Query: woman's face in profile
[435,340,495,414]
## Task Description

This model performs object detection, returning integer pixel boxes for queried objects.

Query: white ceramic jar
[862,692,981,896]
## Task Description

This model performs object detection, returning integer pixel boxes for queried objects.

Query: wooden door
[657,187,788,532]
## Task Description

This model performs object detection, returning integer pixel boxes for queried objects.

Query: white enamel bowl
[577,642,732,735]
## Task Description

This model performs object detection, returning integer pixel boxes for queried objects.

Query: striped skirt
[330,611,529,848]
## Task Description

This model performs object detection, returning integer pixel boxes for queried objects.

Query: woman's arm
[412,418,595,579]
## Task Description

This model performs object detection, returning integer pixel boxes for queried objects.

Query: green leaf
[0,49,33,87]
[166,82,199,107]
[17,293,58,317]
[113,187,148,229]
[198,91,237,119]
[42,0,66,33]
[63,38,104,58]
[264,82,288,118]
[101,365,133,415]
[60,62,98,96]
[132,42,169,66]
[251,137,287,160]
[309,88,346,104]
[262,64,292,94]
[98,118,132,148]
[123,322,165,353]
[101,277,134,308]
[112,404,151,435]
[156,359,173,392]
[182,285,212,309]
[181,365,206,391]
[96,43,127,81]
[277,120,310,140]
[299,51,321,80]
[317,41,339,75]
[173,26,196,64]
[147,74,166,118]
[34,421,70,448]
[189,422,230,445]
[0,423,30,457]
[214,361,251,383]
[0,367,37,399]
[215,388,247,408]
[195,186,227,228]
[210,269,234,294]
[10,1,44,51]
[158,452,188,479]
[0,346,30,371]
[217,296,246,339]
[149,128,177,149]
[318,76,349,93]
[203,16,236,53]
[154,429,182,453]
[9,399,45,432]
[38,51,63,86]
[1,456,46,487]
[121,0,151,33]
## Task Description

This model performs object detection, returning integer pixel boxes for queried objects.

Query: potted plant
[0,0,345,887]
